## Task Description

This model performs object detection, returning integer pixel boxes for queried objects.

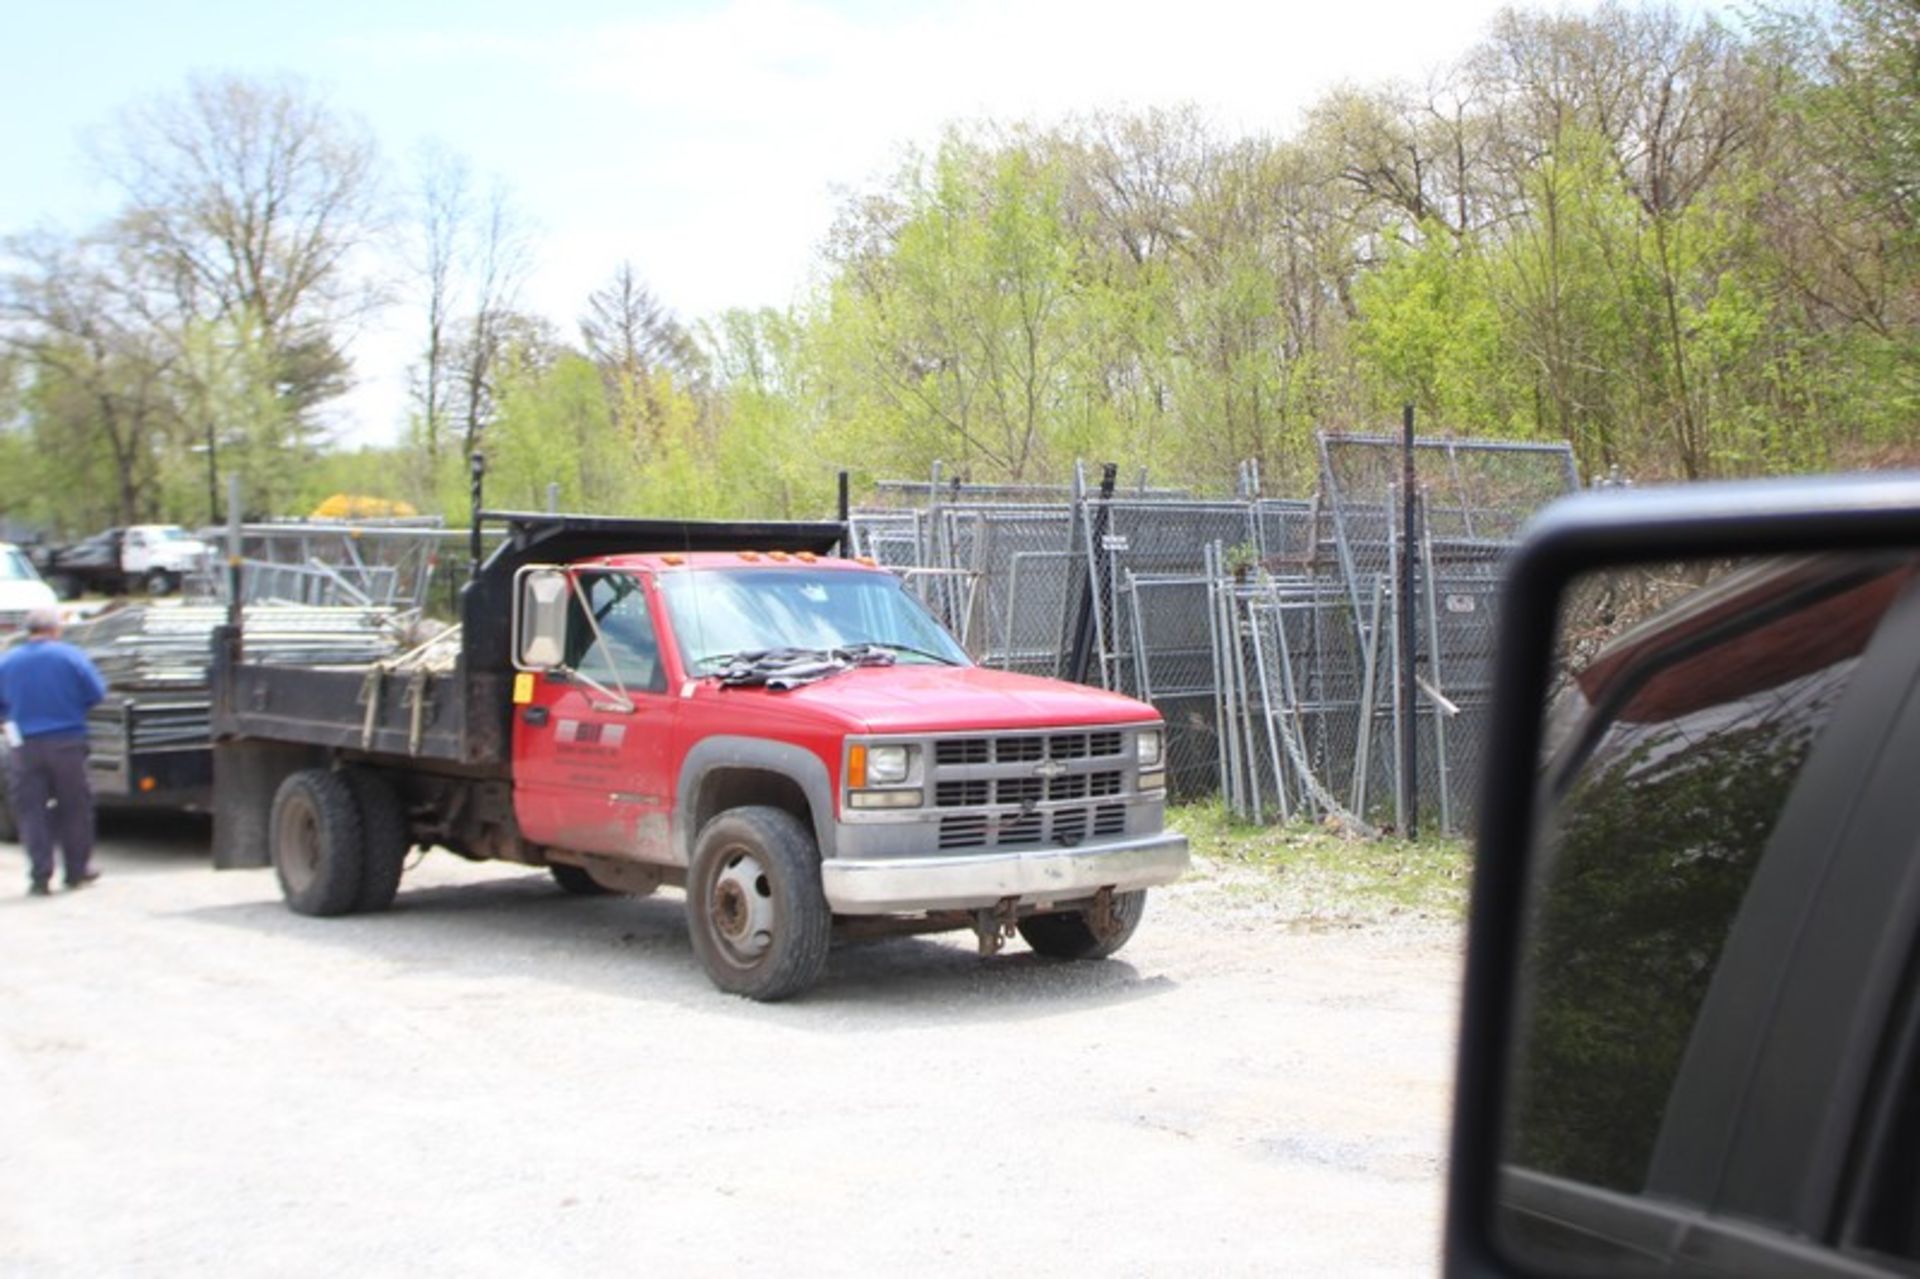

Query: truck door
[514,570,677,861]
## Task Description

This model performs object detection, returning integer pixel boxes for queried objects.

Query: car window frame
[563,568,668,698]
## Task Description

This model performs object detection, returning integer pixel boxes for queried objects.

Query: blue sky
[3,0,1713,444]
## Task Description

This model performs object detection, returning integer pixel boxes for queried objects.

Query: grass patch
[1169,801,1472,925]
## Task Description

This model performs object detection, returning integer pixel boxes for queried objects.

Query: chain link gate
[850,434,1578,836]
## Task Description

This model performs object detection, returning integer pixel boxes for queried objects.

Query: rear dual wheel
[344,769,409,913]
[269,768,410,917]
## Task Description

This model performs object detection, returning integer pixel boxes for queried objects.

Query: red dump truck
[210,511,1188,1000]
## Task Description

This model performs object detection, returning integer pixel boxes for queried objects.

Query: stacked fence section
[857,433,1578,835]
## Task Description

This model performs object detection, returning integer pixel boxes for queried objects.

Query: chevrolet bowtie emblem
[1033,759,1069,779]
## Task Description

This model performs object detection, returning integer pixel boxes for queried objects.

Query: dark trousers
[10,735,94,887]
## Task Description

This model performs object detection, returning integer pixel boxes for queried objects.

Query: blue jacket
[0,639,108,741]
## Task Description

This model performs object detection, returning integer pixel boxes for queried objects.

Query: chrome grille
[936,806,1129,851]
[997,777,1043,807]
[997,736,1044,763]
[935,739,990,766]
[935,780,990,808]
[1000,812,1043,846]
[935,731,1126,767]
[938,814,989,849]
[926,724,1140,850]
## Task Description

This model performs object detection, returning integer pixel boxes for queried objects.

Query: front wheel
[1018,890,1148,961]
[145,568,178,596]
[686,807,830,1001]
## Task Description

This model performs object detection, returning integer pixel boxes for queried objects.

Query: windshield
[659,568,970,675]
[0,548,37,581]
[149,526,192,541]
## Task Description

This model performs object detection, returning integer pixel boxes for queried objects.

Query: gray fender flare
[674,735,838,866]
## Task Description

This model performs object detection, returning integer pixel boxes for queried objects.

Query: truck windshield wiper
[844,641,961,666]
[709,647,890,690]
[704,643,956,689]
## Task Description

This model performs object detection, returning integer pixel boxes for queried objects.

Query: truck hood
[702,664,1157,734]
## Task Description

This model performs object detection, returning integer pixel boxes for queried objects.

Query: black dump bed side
[212,512,848,768]
[215,661,472,761]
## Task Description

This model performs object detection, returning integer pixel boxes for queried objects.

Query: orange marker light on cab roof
[768,550,791,562]
[739,551,760,562]
[662,553,685,566]
[857,555,877,567]
[847,744,868,790]
[796,551,817,563]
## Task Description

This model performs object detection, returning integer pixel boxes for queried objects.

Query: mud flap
[212,739,322,869]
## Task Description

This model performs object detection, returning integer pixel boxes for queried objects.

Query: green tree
[101,73,380,437]
[815,133,1087,482]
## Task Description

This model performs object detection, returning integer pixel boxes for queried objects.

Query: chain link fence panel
[857,433,1580,836]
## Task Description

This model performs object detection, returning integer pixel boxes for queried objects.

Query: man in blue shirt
[1,607,108,895]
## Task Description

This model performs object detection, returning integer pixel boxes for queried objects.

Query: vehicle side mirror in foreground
[513,566,569,670]
[1448,473,1920,1278]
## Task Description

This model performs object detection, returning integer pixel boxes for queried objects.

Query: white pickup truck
[35,524,211,598]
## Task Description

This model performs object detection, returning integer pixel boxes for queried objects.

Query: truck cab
[119,524,209,594]
[212,513,1188,1001]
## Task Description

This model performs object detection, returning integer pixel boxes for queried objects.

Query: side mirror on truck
[514,566,569,670]
[1446,473,1920,1277]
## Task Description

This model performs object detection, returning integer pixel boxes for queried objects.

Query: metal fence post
[1397,406,1419,841]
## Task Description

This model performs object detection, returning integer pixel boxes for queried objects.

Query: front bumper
[820,831,1190,915]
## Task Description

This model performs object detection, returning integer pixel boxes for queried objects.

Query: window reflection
[1500,553,1920,1270]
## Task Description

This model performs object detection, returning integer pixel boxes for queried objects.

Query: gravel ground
[0,816,1465,1277]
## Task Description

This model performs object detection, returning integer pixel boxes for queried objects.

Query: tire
[550,864,613,896]
[145,569,178,596]
[270,769,365,917]
[686,806,830,1001]
[343,769,409,913]
[1018,890,1149,961]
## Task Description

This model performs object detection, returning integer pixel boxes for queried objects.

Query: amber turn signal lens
[847,744,867,790]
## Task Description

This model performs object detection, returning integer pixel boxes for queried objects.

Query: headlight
[1136,729,1163,769]
[868,744,912,785]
